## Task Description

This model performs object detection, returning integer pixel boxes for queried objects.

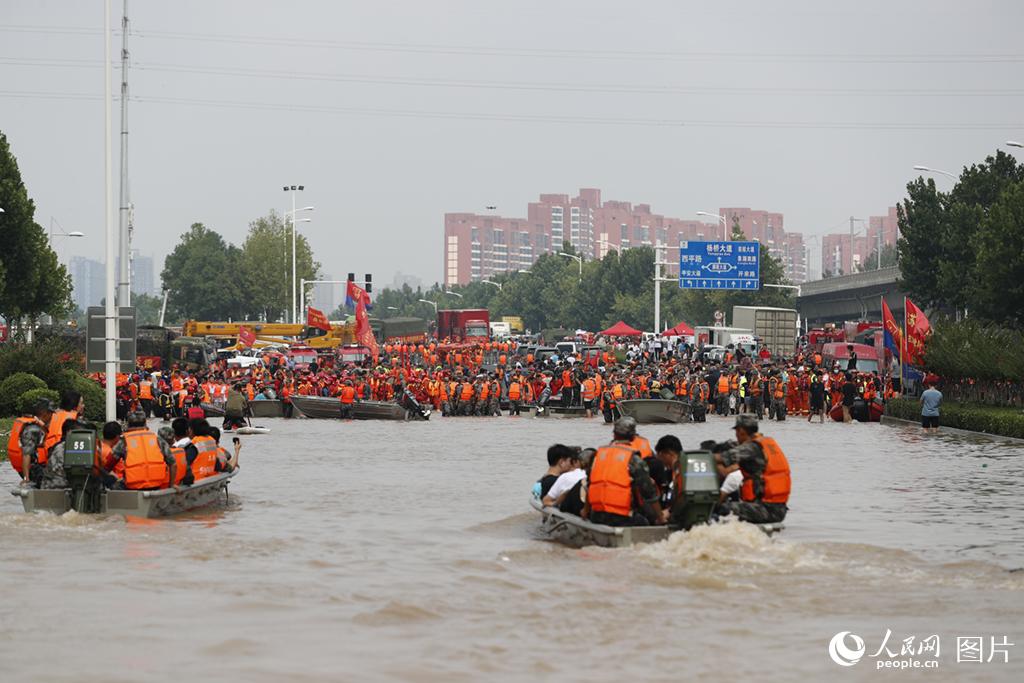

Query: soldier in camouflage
[18,399,54,486]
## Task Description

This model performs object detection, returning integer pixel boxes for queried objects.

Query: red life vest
[740,435,791,505]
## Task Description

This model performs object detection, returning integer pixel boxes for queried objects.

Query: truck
[731,306,798,357]
[501,315,525,334]
[370,316,428,343]
[437,309,490,342]
[693,326,757,356]
[489,321,511,339]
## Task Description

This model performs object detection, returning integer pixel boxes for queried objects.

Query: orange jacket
[44,409,77,451]
[588,444,636,517]
[190,435,219,481]
[7,416,47,473]
[339,386,356,404]
[740,435,791,504]
[123,430,169,490]
[508,382,522,401]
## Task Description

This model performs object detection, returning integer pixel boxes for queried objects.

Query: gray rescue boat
[617,399,689,424]
[290,394,410,420]
[531,498,784,548]
[248,399,284,418]
[12,471,237,519]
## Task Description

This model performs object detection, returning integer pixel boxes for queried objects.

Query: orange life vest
[627,435,653,459]
[508,382,522,401]
[44,409,77,451]
[581,379,597,400]
[718,375,730,394]
[169,446,188,485]
[123,430,170,490]
[740,435,791,505]
[339,386,356,404]
[7,416,47,474]
[139,382,153,400]
[190,435,219,480]
[460,383,474,401]
[588,443,636,517]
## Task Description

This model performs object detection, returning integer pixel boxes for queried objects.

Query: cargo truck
[731,306,798,357]
[501,315,525,334]
[437,309,490,342]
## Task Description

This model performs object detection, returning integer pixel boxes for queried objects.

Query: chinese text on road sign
[678,240,760,290]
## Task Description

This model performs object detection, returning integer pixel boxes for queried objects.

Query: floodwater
[1,415,1022,682]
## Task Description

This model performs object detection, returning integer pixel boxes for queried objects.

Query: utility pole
[116,0,131,306]
[104,0,116,420]
[653,242,675,333]
[849,215,854,275]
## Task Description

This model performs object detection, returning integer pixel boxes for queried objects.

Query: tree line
[160,211,320,324]
[0,131,73,336]
[374,225,795,333]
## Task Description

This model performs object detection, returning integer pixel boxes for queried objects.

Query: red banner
[238,325,256,348]
[354,296,379,359]
[307,306,331,332]
[904,298,931,366]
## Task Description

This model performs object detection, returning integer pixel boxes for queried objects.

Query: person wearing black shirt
[846,345,858,371]
[841,374,858,423]
[536,444,574,498]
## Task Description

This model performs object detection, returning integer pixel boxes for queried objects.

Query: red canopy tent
[599,321,643,337]
[664,321,694,336]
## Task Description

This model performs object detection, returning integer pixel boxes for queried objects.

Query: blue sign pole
[678,240,760,290]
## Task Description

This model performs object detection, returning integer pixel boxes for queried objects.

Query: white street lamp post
[283,184,313,324]
[481,280,502,290]
[913,165,957,180]
[445,290,463,298]
[418,299,437,314]
[697,211,728,241]
[1006,141,1023,148]
[558,252,582,282]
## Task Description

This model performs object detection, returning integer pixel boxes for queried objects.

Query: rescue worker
[581,374,598,418]
[583,417,662,527]
[110,410,177,490]
[223,383,248,430]
[716,414,790,524]
[7,398,54,486]
[40,418,90,490]
[44,391,82,451]
[338,380,358,419]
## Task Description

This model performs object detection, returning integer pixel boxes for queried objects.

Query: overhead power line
[0,90,1018,130]
[2,24,1024,63]
[3,57,1024,98]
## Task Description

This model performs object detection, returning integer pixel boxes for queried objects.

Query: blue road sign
[678,240,760,290]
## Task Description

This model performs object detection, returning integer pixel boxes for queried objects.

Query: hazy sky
[2,0,1022,287]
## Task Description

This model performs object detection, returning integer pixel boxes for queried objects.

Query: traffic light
[365,273,372,294]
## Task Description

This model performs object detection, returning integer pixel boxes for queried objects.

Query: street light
[1006,141,1023,148]
[481,280,502,290]
[913,165,957,180]
[418,298,438,313]
[282,184,313,324]
[445,290,463,298]
[386,306,399,311]
[697,211,728,240]
[558,252,582,282]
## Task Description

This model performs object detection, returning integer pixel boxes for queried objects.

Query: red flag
[354,296,379,359]
[307,306,330,332]
[238,325,256,348]
[881,298,902,362]
[904,298,931,366]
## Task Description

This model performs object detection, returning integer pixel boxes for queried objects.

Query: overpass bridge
[797,266,905,325]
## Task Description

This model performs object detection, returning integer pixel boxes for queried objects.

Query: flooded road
[1,416,1022,682]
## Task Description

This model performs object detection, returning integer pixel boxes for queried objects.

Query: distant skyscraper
[311,273,338,316]
[68,256,105,311]
[130,250,157,297]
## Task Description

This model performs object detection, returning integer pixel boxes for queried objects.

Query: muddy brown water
[1,416,1022,682]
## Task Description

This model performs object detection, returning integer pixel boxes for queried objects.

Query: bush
[886,397,1024,439]
[16,388,60,417]
[47,368,106,423]
[0,339,80,388]
[0,373,47,416]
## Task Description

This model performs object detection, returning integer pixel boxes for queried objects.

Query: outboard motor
[851,397,869,422]
[402,389,431,421]
[668,450,719,530]
[63,428,102,513]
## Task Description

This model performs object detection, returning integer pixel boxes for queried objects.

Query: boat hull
[12,471,237,518]
[248,400,284,418]
[530,498,783,548]
[201,402,225,417]
[829,398,884,423]
[535,405,589,418]
[290,395,411,420]
[618,399,689,424]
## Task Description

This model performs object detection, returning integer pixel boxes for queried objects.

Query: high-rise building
[68,256,105,311]
[820,207,900,276]
[311,273,338,316]
[443,190,807,286]
[130,250,157,298]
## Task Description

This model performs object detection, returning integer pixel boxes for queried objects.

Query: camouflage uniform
[588,448,661,527]
[40,442,69,489]
[19,422,47,486]
[718,440,787,524]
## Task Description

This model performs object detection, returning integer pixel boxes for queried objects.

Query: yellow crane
[182,321,355,349]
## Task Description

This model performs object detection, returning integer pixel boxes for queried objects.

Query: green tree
[241,210,320,322]
[0,131,73,335]
[161,223,246,321]
[131,292,166,326]
[971,180,1024,324]
[857,244,899,272]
